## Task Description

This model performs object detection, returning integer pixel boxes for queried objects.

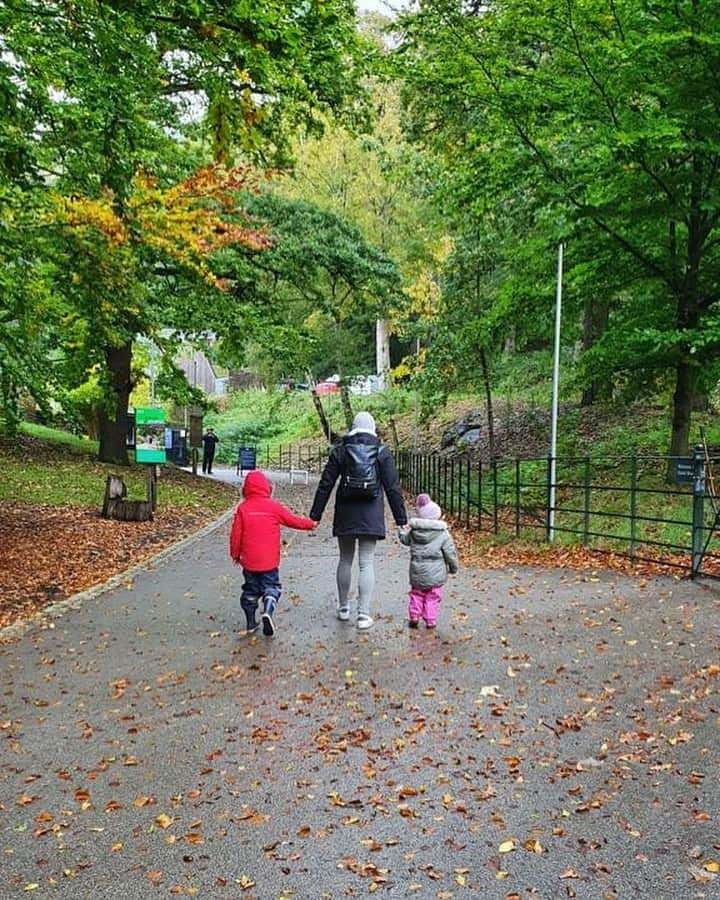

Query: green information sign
[133,407,167,464]
[135,407,166,426]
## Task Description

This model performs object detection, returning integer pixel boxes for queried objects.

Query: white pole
[549,242,564,542]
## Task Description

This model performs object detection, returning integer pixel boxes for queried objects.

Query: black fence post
[583,456,590,545]
[466,458,471,529]
[629,455,638,559]
[515,458,520,537]
[443,459,448,512]
[477,460,482,531]
[545,453,553,541]
[692,445,706,578]
[492,456,499,534]
[450,458,455,516]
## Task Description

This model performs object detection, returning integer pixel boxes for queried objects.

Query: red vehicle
[315,380,340,395]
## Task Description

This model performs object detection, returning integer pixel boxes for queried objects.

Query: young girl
[398,493,459,629]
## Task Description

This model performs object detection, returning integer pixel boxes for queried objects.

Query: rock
[458,427,482,446]
[441,423,471,448]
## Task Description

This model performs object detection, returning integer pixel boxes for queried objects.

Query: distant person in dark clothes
[202,427,219,474]
[309,411,407,631]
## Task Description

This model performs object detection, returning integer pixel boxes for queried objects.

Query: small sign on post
[674,457,694,485]
[236,446,257,475]
[134,407,167,464]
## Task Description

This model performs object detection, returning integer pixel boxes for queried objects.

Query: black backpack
[340,440,380,500]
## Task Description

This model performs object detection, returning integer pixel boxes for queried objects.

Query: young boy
[398,493,459,629]
[229,469,316,636]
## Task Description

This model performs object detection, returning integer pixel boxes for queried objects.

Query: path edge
[0,507,236,643]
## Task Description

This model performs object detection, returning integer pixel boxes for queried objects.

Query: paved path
[1,477,719,899]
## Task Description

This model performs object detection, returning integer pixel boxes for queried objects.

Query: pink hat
[416,493,441,520]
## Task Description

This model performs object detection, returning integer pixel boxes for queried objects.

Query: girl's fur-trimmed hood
[408,517,448,530]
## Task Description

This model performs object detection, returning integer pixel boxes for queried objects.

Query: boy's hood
[243,470,272,499]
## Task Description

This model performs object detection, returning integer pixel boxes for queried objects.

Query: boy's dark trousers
[241,568,281,627]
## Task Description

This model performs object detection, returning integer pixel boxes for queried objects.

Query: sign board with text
[134,407,167,464]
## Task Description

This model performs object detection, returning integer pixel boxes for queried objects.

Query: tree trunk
[479,346,495,460]
[376,318,391,389]
[668,359,695,477]
[340,382,354,430]
[580,297,610,406]
[98,341,132,465]
[311,389,335,444]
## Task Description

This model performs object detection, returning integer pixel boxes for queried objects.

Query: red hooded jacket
[229,470,315,571]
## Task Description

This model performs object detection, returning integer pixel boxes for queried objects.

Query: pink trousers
[408,585,444,626]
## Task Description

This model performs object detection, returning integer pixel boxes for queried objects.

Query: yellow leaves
[523,838,544,854]
[53,195,128,245]
[703,860,720,873]
[129,164,272,288]
[155,813,174,829]
[49,164,272,294]
[498,840,516,854]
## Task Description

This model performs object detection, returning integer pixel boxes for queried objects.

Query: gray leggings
[337,536,377,617]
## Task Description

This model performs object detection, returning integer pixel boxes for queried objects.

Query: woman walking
[309,412,407,630]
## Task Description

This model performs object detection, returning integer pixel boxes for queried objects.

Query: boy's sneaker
[356,614,374,631]
[245,615,259,635]
[336,601,350,622]
[261,596,277,637]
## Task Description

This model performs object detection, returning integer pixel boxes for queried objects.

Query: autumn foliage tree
[0,0,366,460]
[51,166,272,463]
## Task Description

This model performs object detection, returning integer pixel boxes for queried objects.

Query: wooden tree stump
[101,475,153,522]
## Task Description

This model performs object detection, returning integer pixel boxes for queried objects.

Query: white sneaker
[356,614,374,630]
[336,604,350,622]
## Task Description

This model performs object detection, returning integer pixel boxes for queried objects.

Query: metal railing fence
[397,447,720,579]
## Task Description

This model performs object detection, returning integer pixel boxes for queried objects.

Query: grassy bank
[2,427,236,513]
[206,388,415,464]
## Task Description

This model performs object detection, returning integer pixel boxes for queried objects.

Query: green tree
[399,0,720,456]
[280,75,446,384]
[216,193,403,382]
[1,0,366,460]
